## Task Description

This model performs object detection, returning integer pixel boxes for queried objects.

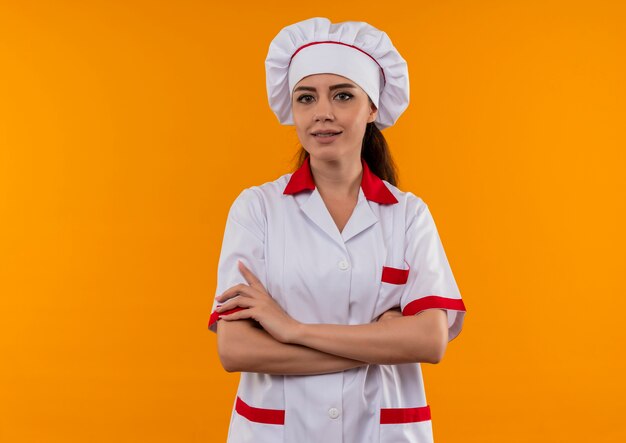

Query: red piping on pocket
[381,260,410,285]
[235,396,285,425]
[380,405,431,424]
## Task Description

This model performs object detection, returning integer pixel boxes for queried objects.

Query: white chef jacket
[208,156,466,443]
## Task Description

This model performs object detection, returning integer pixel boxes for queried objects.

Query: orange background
[1,1,625,442]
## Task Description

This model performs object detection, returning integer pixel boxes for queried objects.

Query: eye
[336,92,353,101]
[296,94,314,104]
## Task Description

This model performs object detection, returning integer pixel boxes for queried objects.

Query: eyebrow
[293,83,357,93]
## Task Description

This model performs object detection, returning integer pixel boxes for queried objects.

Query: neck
[309,155,363,200]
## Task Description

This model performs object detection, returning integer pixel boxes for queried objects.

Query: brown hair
[291,120,399,187]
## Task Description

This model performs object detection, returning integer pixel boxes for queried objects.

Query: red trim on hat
[380,405,431,424]
[283,156,398,205]
[402,296,467,317]
[235,396,285,425]
[290,41,386,86]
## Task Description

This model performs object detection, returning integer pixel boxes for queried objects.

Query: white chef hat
[265,17,410,130]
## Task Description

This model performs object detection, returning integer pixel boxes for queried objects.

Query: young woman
[208,17,467,443]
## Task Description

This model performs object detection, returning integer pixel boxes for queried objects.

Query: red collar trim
[283,156,398,205]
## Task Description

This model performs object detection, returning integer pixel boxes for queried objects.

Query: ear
[367,101,378,123]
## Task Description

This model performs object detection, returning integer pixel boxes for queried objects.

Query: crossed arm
[215,261,449,376]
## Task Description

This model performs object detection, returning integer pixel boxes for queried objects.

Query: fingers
[219,309,251,321]
[237,260,259,285]
[216,283,252,303]
[377,309,403,322]
[215,261,268,303]
[217,296,254,312]
[237,260,268,292]
[217,306,247,318]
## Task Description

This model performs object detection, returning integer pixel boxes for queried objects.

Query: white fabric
[288,42,383,109]
[208,167,465,443]
[265,17,410,130]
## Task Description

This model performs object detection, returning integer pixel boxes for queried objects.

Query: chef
[208,17,467,443]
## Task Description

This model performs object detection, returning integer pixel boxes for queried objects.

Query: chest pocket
[375,259,410,317]
[382,263,410,284]
[374,204,410,318]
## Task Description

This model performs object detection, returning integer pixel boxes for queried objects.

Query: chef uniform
[208,17,467,443]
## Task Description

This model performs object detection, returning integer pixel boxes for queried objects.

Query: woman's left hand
[215,260,301,344]
[376,307,403,322]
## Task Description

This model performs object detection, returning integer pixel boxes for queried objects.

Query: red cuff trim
[381,263,410,285]
[402,296,467,316]
[207,307,247,329]
[235,396,285,425]
[380,405,431,424]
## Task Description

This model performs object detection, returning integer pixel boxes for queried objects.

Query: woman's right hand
[216,260,302,344]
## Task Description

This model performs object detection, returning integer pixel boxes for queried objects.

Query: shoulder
[382,182,441,240]
[233,173,291,206]
[381,180,429,221]
[247,172,292,202]
[227,173,292,222]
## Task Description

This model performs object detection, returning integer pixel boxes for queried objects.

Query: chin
[308,149,350,164]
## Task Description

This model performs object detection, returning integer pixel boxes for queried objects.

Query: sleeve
[400,200,467,342]
[207,187,269,333]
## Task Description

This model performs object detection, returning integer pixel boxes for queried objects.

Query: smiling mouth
[313,132,342,137]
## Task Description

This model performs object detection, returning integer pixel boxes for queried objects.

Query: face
[291,73,378,163]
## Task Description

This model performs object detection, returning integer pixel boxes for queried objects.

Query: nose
[313,96,334,122]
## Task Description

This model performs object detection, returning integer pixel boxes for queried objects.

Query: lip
[311,129,342,135]
[311,131,342,143]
